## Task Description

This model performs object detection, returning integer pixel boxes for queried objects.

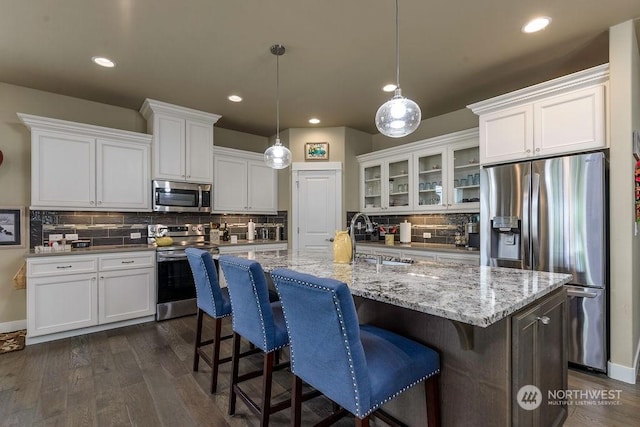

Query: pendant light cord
[395,0,400,88]
[276,51,280,141]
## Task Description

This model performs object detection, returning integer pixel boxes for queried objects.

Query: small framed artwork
[305,142,329,160]
[0,207,25,248]
[634,130,640,161]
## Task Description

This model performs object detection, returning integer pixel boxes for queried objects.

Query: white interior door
[292,163,343,251]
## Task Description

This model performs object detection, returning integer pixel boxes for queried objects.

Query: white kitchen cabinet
[99,268,155,324]
[26,251,156,343]
[140,99,221,183]
[414,138,479,212]
[19,114,152,212]
[96,138,150,210]
[98,252,155,325]
[468,64,608,165]
[360,154,412,214]
[213,146,277,214]
[358,128,479,214]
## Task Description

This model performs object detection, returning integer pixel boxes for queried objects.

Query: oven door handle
[157,255,188,262]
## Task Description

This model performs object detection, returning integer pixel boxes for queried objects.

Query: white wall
[608,19,640,383]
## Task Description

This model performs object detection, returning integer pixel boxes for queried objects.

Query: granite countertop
[25,244,157,257]
[25,240,288,257]
[357,240,480,255]
[219,250,572,328]
[217,240,287,247]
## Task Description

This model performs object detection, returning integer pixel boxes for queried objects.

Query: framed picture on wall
[634,130,640,161]
[305,142,329,160]
[0,207,25,248]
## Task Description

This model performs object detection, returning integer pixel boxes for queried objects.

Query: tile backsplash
[346,211,479,245]
[30,210,288,248]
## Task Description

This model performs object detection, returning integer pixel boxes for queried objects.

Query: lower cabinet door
[98,268,155,324]
[28,273,98,337]
[512,288,567,427]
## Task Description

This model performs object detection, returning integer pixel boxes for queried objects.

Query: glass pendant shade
[375,88,421,138]
[264,138,291,169]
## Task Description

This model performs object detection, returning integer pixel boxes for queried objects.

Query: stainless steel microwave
[152,180,212,213]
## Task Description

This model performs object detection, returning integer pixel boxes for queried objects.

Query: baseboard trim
[607,362,636,384]
[25,316,155,345]
[0,319,27,334]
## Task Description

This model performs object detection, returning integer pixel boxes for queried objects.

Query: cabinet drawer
[99,252,155,271]
[28,256,98,277]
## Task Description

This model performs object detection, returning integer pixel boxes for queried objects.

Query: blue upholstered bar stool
[271,268,442,427]
[185,248,234,394]
[218,255,292,427]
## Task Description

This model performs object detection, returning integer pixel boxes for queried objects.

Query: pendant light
[264,44,292,169]
[375,0,421,138]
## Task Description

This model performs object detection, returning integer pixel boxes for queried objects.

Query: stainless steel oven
[149,224,218,320]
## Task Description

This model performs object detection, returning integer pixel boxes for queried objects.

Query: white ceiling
[1,1,639,136]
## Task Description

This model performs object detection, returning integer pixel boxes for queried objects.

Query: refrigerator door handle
[531,172,540,269]
[567,288,599,298]
[522,173,531,270]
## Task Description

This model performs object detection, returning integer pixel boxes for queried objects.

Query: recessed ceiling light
[382,84,397,92]
[522,17,551,33]
[309,118,320,124]
[91,56,115,68]
[228,95,242,102]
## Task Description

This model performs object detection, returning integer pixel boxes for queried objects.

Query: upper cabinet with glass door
[448,143,480,210]
[360,155,412,214]
[362,163,383,211]
[358,128,479,214]
[415,149,445,211]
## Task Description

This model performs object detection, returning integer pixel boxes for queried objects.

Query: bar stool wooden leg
[210,317,223,393]
[229,332,241,416]
[425,374,441,427]
[260,351,275,426]
[193,309,204,372]
[291,375,303,427]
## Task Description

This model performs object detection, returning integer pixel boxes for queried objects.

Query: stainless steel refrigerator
[480,152,608,372]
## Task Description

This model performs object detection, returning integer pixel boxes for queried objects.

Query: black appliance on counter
[149,223,218,320]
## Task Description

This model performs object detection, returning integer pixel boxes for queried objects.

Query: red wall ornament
[0,150,3,167]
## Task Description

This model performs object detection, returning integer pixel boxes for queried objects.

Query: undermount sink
[361,257,413,266]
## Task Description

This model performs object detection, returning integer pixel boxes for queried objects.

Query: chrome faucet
[350,212,374,263]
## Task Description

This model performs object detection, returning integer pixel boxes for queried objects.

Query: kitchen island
[220,250,572,427]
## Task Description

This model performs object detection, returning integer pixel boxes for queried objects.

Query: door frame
[291,162,343,252]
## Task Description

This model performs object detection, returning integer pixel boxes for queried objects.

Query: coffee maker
[466,221,480,250]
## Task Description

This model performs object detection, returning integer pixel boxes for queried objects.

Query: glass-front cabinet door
[415,149,445,210]
[362,163,382,212]
[449,143,480,210]
[387,158,411,211]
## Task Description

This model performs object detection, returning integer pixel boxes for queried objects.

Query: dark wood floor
[0,316,638,426]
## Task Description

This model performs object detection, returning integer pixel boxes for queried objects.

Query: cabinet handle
[526,149,531,154]
[535,148,540,152]
[187,175,191,178]
[56,265,73,269]
[536,316,550,325]
[98,201,102,205]
[121,260,135,264]
[100,276,104,280]
[90,201,95,205]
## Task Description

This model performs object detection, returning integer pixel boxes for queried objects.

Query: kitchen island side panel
[355,296,511,427]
